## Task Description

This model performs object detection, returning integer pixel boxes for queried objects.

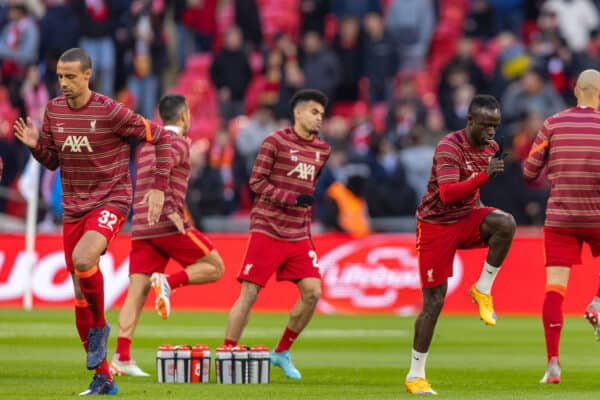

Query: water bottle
[215,345,233,384]
[249,345,270,384]
[175,345,191,383]
[191,344,211,383]
[232,346,249,384]
[156,344,175,383]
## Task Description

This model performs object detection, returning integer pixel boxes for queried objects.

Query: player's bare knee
[209,257,225,281]
[302,286,321,305]
[71,253,96,272]
[496,213,516,239]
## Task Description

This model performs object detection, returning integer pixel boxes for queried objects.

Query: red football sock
[224,338,238,347]
[596,275,600,298]
[167,271,189,290]
[115,337,132,362]
[96,360,113,380]
[75,299,93,351]
[543,288,565,361]
[77,265,106,328]
[275,327,299,353]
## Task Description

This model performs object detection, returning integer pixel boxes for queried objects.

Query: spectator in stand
[121,0,168,119]
[398,126,435,202]
[39,0,80,97]
[21,65,49,128]
[464,0,496,40]
[385,97,427,149]
[385,0,435,73]
[300,0,330,36]
[236,102,277,179]
[187,139,226,229]
[490,32,531,99]
[440,37,488,97]
[542,0,599,58]
[320,165,371,238]
[331,0,381,20]
[333,15,363,102]
[234,0,262,49]
[180,0,217,54]
[73,0,129,97]
[488,0,526,36]
[299,30,341,102]
[0,2,39,108]
[444,83,477,132]
[270,33,305,119]
[365,135,417,217]
[210,26,252,122]
[501,68,565,125]
[362,11,397,104]
[208,128,238,214]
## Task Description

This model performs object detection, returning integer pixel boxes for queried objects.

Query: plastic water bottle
[232,346,249,384]
[175,345,191,383]
[156,344,175,383]
[215,345,233,384]
[249,345,270,384]
[191,344,211,383]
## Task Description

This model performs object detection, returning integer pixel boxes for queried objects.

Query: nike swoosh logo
[413,357,420,361]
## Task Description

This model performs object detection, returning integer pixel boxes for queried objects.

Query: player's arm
[249,136,304,207]
[436,142,490,204]
[522,121,551,182]
[14,111,59,170]
[163,139,189,229]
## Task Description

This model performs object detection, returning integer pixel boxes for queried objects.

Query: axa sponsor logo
[61,135,93,152]
[287,162,316,181]
[317,237,463,314]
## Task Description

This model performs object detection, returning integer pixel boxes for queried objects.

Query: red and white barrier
[1,233,599,315]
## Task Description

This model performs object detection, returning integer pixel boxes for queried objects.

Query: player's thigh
[458,207,497,248]
[73,207,126,266]
[158,229,216,267]
[277,239,321,283]
[237,232,286,287]
[417,220,459,288]
[130,239,169,275]
[544,226,582,267]
[63,221,84,273]
[581,227,600,259]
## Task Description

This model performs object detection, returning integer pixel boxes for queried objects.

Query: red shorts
[237,232,321,287]
[129,228,215,274]
[417,207,495,288]
[63,207,126,272]
[544,226,600,267]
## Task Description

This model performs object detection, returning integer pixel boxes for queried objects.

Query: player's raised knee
[497,213,516,237]
[72,253,96,272]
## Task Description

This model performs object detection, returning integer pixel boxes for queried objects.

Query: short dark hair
[468,94,500,115]
[58,48,92,71]
[290,89,328,115]
[158,94,187,124]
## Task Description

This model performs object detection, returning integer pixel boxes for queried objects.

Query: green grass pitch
[0,309,599,399]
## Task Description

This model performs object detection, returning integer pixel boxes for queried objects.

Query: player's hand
[13,117,39,149]
[486,156,505,179]
[296,194,314,207]
[142,189,165,225]
[167,212,186,234]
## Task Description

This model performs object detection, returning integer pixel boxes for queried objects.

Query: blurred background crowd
[1,0,599,235]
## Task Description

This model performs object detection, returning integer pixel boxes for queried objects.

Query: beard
[308,129,319,136]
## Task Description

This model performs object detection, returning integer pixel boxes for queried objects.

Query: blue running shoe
[270,350,301,379]
[79,374,118,396]
[87,323,110,370]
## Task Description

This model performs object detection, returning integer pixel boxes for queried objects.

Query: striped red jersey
[132,128,192,240]
[250,128,331,240]
[417,129,498,224]
[30,92,173,223]
[523,106,600,228]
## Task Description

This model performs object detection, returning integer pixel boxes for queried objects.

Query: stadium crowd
[1,0,600,233]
